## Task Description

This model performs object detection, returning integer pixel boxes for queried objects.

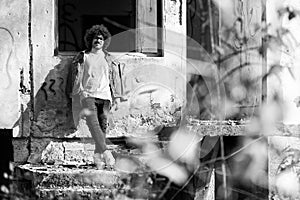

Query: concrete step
[35,186,149,200]
[12,184,117,200]
[36,186,116,200]
[14,164,120,188]
[26,137,168,165]
[13,158,215,200]
[13,163,151,200]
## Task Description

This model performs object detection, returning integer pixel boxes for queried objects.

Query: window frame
[54,0,163,57]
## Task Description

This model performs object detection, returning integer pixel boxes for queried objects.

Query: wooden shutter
[136,0,160,54]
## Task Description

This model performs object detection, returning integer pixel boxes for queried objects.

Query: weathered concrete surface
[32,0,61,93]
[189,120,300,136]
[36,187,116,200]
[11,179,117,200]
[29,138,59,164]
[12,139,29,163]
[28,139,99,163]
[13,164,121,199]
[13,161,215,200]
[187,120,247,136]
[63,141,94,164]
[30,0,72,140]
[40,141,65,164]
[29,138,123,165]
[0,0,29,131]
[15,164,120,188]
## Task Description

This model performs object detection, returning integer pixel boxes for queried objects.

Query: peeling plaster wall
[164,0,187,96]
[31,0,69,136]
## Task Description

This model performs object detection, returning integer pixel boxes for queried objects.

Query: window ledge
[56,51,162,58]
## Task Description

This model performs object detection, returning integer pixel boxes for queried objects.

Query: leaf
[1,185,9,194]
[147,156,188,185]
[168,129,201,166]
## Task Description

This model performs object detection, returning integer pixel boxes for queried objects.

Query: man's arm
[65,52,84,100]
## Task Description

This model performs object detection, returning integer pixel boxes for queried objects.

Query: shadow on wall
[14,58,76,138]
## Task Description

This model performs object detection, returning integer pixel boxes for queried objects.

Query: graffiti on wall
[33,62,74,137]
[41,77,65,102]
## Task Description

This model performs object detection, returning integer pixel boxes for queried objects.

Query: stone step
[13,164,119,199]
[36,186,116,200]
[13,164,151,200]
[13,160,215,200]
[14,164,120,188]
[12,184,118,200]
[35,186,149,200]
[27,137,168,165]
[13,183,147,200]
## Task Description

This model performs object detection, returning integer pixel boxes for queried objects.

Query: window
[57,0,162,55]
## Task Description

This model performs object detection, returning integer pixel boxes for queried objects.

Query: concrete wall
[216,0,263,119]
[185,0,264,120]
[0,0,30,132]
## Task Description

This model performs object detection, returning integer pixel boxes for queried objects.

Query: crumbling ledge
[187,120,300,137]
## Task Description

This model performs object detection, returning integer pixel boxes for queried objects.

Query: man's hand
[112,96,128,111]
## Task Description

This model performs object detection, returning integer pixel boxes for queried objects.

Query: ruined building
[1,0,300,199]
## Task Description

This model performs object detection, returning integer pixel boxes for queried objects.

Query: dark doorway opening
[0,129,13,197]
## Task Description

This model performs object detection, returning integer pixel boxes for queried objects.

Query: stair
[12,136,155,200]
[36,186,115,200]
[13,164,123,200]
[12,127,216,199]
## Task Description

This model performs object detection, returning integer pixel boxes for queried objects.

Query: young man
[66,24,123,169]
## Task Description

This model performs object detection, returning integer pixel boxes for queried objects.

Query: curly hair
[84,24,111,51]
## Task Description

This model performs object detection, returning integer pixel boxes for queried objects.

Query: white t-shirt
[81,51,112,102]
